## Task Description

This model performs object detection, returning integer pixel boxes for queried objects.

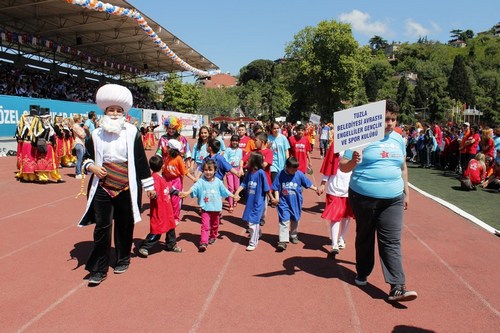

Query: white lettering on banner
[333,100,386,153]
[0,106,19,124]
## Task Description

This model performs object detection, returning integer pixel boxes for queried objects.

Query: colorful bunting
[67,0,220,77]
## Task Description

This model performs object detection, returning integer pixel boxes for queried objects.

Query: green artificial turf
[407,163,499,231]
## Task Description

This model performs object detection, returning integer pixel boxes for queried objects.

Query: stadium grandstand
[0,0,219,147]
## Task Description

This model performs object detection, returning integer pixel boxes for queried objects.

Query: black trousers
[85,186,134,273]
[141,229,177,250]
[348,189,406,286]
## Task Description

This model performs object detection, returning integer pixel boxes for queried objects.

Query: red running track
[0,139,499,333]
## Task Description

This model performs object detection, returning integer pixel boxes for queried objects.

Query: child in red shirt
[288,124,312,173]
[460,152,486,191]
[138,155,182,257]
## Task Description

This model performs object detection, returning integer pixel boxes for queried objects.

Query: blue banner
[0,95,142,137]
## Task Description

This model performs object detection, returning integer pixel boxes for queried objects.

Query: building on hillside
[394,71,418,86]
[495,22,500,37]
[449,39,467,48]
[197,73,237,88]
[384,42,401,61]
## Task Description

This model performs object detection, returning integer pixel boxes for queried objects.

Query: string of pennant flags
[0,29,139,74]
[67,0,220,77]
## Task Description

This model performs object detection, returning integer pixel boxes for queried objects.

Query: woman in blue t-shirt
[339,100,417,303]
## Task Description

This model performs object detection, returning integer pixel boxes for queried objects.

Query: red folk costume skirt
[35,143,57,172]
[16,141,23,170]
[20,141,37,174]
[321,194,354,221]
[144,132,156,149]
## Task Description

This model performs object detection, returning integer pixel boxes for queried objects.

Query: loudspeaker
[143,63,148,70]
[76,37,82,45]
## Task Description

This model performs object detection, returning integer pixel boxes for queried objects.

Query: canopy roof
[0,0,219,78]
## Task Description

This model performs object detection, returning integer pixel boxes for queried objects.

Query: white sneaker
[75,174,82,179]
[338,239,346,249]
[246,245,256,251]
[331,245,339,254]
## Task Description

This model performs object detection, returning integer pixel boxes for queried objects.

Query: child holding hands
[235,152,273,251]
[138,155,182,257]
[271,157,318,251]
[180,160,239,252]
[162,139,196,225]
[224,135,244,212]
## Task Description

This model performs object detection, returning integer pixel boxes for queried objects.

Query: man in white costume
[79,84,155,285]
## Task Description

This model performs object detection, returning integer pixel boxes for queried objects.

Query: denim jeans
[74,143,85,176]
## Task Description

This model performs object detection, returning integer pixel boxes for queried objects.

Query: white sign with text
[333,100,386,153]
[309,113,321,125]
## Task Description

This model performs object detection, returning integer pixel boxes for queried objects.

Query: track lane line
[17,281,87,333]
[188,231,242,333]
[0,224,74,260]
[0,194,76,223]
[405,225,500,318]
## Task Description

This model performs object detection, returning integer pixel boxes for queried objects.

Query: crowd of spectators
[403,121,500,191]
[0,62,155,109]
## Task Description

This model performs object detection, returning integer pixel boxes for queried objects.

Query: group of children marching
[137,122,353,256]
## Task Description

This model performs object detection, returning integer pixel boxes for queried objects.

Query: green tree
[369,35,388,52]
[239,59,275,84]
[161,73,200,113]
[364,70,378,102]
[396,76,413,124]
[198,86,239,117]
[238,60,292,121]
[284,20,370,121]
[447,55,474,107]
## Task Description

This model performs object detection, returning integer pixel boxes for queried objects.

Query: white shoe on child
[246,245,256,251]
[338,238,346,249]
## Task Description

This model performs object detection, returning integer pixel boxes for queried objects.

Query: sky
[128,0,499,78]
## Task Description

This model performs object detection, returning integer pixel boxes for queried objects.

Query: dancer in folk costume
[31,109,64,183]
[140,122,147,148]
[53,115,66,167]
[144,122,157,150]
[317,141,353,255]
[15,110,38,182]
[78,84,156,285]
[62,117,77,167]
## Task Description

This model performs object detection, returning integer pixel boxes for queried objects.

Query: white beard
[100,115,125,134]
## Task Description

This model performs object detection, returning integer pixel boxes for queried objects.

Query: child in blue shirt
[224,135,244,212]
[180,159,239,252]
[235,152,273,251]
[271,157,318,251]
[202,139,242,182]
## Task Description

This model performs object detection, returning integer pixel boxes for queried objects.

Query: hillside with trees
[161,20,499,125]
